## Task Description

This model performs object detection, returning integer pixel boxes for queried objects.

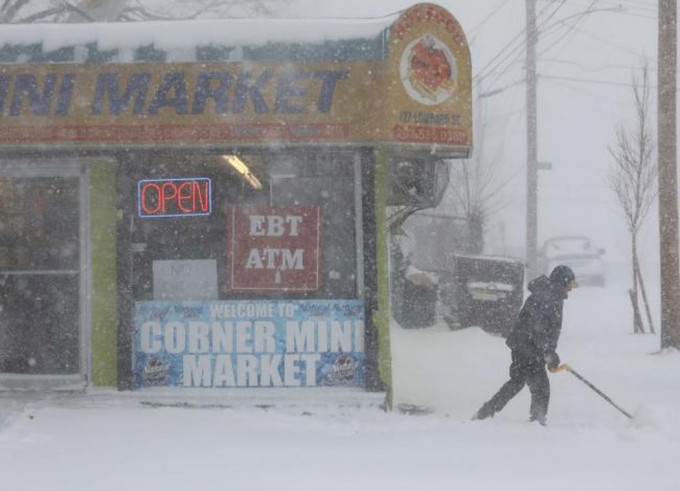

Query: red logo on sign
[227,206,322,292]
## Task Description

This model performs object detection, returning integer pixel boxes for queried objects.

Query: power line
[538,0,600,58]
[540,58,653,73]
[477,4,646,96]
[483,0,576,89]
[540,73,641,88]
[473,0,568,84]
[542,72,680,94]
[468,0,513,38]
[563,0,655,15]
[568,25,653,57]
[479,78,525,98]
[545,78,631,112]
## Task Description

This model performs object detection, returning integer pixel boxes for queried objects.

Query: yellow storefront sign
[0,3,472,157]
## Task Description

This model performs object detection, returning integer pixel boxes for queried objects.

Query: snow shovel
[549,364,633,419]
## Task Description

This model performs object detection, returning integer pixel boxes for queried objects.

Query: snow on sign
[227,206,321,292]
[133,299,365,388]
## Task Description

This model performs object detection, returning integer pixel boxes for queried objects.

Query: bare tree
[446,152,508,254]
[1,0,292,23]
[608,61,657,334]
[444,95,514,255]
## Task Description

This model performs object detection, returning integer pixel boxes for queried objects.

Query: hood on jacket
[527,275,552,296]
[528,265,576,300]
[549,265,576,288]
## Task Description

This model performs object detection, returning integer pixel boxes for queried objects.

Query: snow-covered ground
[1,274,679,491]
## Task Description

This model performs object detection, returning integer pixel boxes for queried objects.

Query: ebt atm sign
[228,206,321,291]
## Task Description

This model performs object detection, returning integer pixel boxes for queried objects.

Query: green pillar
[89,161,118,387]
[373,150,393,408]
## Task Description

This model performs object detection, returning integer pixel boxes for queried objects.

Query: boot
[472,403,494,421]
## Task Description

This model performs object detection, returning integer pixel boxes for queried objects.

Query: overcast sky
[285,1,660,269]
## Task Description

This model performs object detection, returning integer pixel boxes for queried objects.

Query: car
[539,236,606,287]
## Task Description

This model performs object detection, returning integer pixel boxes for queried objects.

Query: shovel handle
[549,363,634,419]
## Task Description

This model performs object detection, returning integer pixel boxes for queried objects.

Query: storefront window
[128,151,359,303]
[0,174,81,375]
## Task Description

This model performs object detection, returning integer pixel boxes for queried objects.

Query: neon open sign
[138,177,212,218]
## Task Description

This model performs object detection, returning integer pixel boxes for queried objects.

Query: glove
[544,351,560,370]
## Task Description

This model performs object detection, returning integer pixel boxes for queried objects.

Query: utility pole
[526,0,538,280]
[658,0,680,349]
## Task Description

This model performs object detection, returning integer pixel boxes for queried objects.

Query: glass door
[0,162,87,390]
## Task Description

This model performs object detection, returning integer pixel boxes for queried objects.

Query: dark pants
[477,350,550,422]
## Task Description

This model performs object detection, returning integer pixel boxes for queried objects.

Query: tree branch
[1,0,30,22]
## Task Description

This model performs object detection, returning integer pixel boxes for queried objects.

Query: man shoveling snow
[473,265,576,426]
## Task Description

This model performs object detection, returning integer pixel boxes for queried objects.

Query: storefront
[0,3,471,400]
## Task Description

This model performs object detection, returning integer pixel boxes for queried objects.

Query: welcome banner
[133,299,365,389]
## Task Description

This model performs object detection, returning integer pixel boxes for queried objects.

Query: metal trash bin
[397,270,438,329]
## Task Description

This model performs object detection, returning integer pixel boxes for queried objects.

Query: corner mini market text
[134,300,366,388]
[0,69,349,118]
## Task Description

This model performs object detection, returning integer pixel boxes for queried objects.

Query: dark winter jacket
[505,275,567,359]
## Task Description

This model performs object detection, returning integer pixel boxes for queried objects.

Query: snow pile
[1,278,679,490]
[0,15,396,54]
